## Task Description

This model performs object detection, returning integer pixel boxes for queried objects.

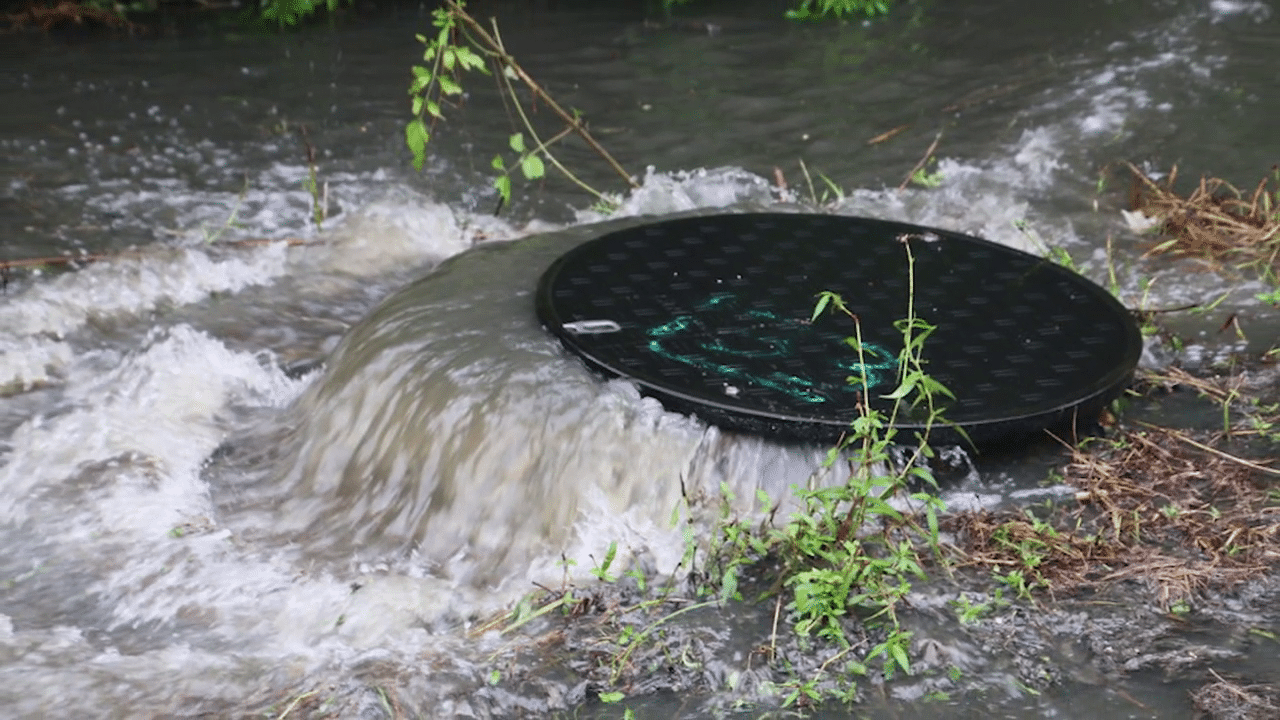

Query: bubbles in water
[0,244,290,339]
[576,166,781,223]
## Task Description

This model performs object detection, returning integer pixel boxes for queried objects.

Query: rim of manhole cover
[535,213,1142,446]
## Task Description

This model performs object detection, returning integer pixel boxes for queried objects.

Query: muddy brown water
[1,0,1279,717]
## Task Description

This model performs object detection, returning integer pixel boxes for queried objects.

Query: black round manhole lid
[536,213,1142,445]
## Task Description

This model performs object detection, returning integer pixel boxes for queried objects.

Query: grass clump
[949,413,1279,614]
[1127,163,1280,281]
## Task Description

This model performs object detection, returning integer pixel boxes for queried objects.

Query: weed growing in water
[473,238,956,708]
[909,157,944,188]
[767,238,953,684]
[200,176,248,244]
[650,237,957,700]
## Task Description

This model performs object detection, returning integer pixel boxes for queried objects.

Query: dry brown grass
[1192,669,1280,720]
[2,1,134,32]
[947,422,1280,610]
[1127,163,1280,278]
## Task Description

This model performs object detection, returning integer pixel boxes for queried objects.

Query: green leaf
[493,174,511,205]
[720,566,739,602]
[491,154,506,171]
[437,75,463,96]
[405,119,429,171]
[891,641,911,674]
[520,153,545,180]
[455,45,485,71]
[411,96,423,116]
[599,691,625,703]
[508,132,526,153]
[441,48,456,71]
[426,99,443,120]
[600,541,617,574]
[811,293,831,322]
[881,376,917,400]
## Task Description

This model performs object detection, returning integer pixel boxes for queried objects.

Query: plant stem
[446,0,638,189]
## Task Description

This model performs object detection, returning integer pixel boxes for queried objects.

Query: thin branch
[898,129,943,190]
[446,0,637,189]
[489,35,607,201]
[1136,421,1280,477]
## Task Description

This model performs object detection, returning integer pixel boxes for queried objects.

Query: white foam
[1210,0,1271,22]
[0,337,74,391]
[0,325,304,525]
[0,244,290,338]
[294,188,481,276]
[576,166,781,223]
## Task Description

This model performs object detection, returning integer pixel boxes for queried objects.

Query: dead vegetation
[2,1,135,32]
[1127,163,1280,278]
[1192,669,1280,720]
[947,417,1280,611]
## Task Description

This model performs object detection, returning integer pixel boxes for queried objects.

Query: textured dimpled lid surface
[535,213,1142,445]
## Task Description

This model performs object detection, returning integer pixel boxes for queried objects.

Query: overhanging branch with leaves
[405,0,638,212]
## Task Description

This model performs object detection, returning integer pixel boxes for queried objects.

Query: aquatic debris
[1127,163,1280,278]
[2,1,134,32]
[947,412,1279,611]
[1191,669,1280,720]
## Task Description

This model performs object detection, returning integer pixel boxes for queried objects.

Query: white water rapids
[2,1,1278,716]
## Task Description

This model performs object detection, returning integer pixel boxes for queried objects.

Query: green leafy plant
[260,0,349,27]
[200,177,248,244]
[590,541,619,583]
[993,568,1040,602]
[406,4,487,173]
[951,594,995,625]
[787,0,893,21]
[491,132,547,209]
[769,237,954,683]
[658,0,892,22]
[909,157,944,188]
[405,1,636,213]
[796,160,848,207]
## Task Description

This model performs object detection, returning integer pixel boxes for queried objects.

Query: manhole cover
[536,213,1142,445]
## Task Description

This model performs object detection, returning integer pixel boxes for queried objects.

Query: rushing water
[2,0,1279,717]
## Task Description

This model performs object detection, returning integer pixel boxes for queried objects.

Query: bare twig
[867,124,909,146]
[1136,421,1280,477]
[898,129,943,190]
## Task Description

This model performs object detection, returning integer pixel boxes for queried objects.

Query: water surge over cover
[254,217,841,599]
[4,1,1278,714]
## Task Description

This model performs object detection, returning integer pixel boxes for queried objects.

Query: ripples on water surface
[2,0,1279,717]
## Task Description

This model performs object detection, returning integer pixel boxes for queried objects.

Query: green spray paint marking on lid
[646,292,895,403]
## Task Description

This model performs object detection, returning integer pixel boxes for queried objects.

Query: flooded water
[2,0,1279,717]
